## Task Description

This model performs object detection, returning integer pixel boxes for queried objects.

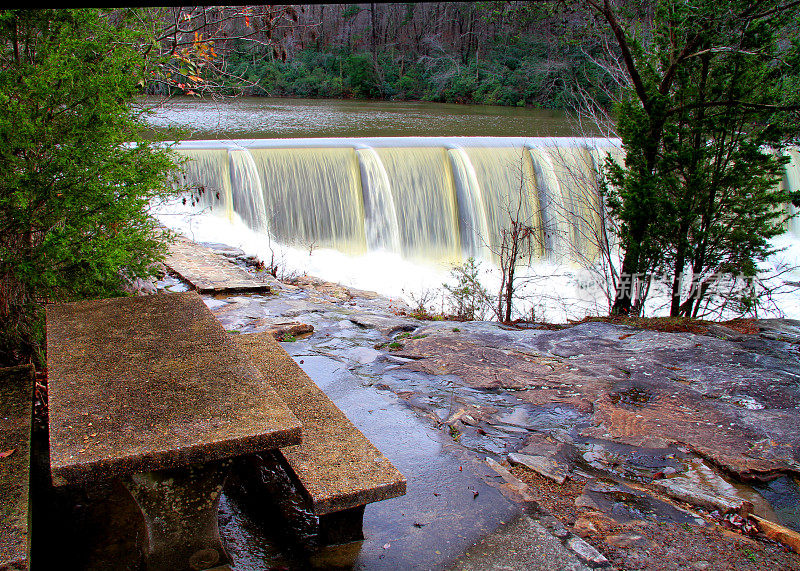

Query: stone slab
[234,332,406,515]
[396,321,800,479]
[507,452,570,485]
[45,292,301,485]
[165,237,279,293]
[0,365,33,570]
[652,476,746,513]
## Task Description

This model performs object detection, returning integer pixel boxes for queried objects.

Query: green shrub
[0,10,178,365]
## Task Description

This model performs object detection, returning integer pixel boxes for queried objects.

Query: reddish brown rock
[581,392,795,478]
[265,322,314,340]
[395,334,604,396]
[392,320,800,481]
[572,517,598,538]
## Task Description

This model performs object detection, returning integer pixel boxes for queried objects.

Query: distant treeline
[147,3,619,109]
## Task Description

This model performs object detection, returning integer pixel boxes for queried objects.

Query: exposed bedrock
[394,321,800,481]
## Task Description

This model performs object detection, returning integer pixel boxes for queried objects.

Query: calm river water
[140,96,589,139]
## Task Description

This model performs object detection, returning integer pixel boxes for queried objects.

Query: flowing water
[172,137,616,264]
[151,96,800,319]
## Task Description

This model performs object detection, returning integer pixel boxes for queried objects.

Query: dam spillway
[172,137,800,266]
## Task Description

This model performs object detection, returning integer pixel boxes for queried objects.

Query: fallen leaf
[0,449,16,459]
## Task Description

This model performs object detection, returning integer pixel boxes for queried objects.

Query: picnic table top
[46,291,301,486]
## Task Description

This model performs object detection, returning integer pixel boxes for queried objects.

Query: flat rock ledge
[166,237,281,293]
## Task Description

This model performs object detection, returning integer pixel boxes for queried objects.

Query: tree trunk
[611,248,637,315]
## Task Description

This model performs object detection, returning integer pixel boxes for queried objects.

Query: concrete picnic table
[45,291,302,571]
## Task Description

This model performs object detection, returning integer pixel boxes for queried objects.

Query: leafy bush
[443,258,491,320]
[0,10,178,365]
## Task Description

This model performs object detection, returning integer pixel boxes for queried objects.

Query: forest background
[144,2,614,111]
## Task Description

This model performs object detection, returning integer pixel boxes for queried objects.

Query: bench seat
[0,365,34,571]
[233,332,406,543]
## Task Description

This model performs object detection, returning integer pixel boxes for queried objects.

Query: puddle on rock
[752,475,800,532]
[609,386,652,407]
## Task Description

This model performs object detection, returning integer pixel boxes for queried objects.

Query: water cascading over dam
[172,137,800,265]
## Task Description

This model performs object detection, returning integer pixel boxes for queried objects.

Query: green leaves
[0,9,178,365]
[598,0,800,317]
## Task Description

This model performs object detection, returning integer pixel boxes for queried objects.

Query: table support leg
[122,459,232,571]
[319,505,366,544]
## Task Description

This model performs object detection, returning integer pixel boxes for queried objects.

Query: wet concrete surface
[221,333,534,569]
[45,292,301,486]
[0,365,34,570]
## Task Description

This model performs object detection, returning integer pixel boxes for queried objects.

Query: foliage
[0,9,177,365]
[138,6,300,97]
[443,257,491,320]
[218,41,613,109]
[590,0,800,317]
[209,3,617,111]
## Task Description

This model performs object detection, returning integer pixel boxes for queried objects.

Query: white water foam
[157,136,800,322]
[156,199,800,321]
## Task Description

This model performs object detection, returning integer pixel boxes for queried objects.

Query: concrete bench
[45,292,302,571]
[233,332,407,544]
[0,365,34,571]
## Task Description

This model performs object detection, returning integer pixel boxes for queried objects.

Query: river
[146,96,800,320]
[139,96,588,140]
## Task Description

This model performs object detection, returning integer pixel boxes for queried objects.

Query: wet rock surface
[186,246,800,530]
[33,241,800,569]
[394,320,800,481]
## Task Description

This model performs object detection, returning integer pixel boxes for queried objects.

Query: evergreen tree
[589,0,800,316]
[0,9,177,365]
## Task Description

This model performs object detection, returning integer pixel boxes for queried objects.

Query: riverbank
[153,239,800,569]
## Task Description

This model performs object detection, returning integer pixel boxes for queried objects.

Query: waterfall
[176,148,233,221]
[545,145,603,263]
[249,147,366,253]
[783,149,800,238]
[229,149,268,231]
[461,146,542,259]
[447,147,490,259]
[170,137,800,267]
[374,146,461,261]
[529,147,568,260]
[356,147,401,253]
